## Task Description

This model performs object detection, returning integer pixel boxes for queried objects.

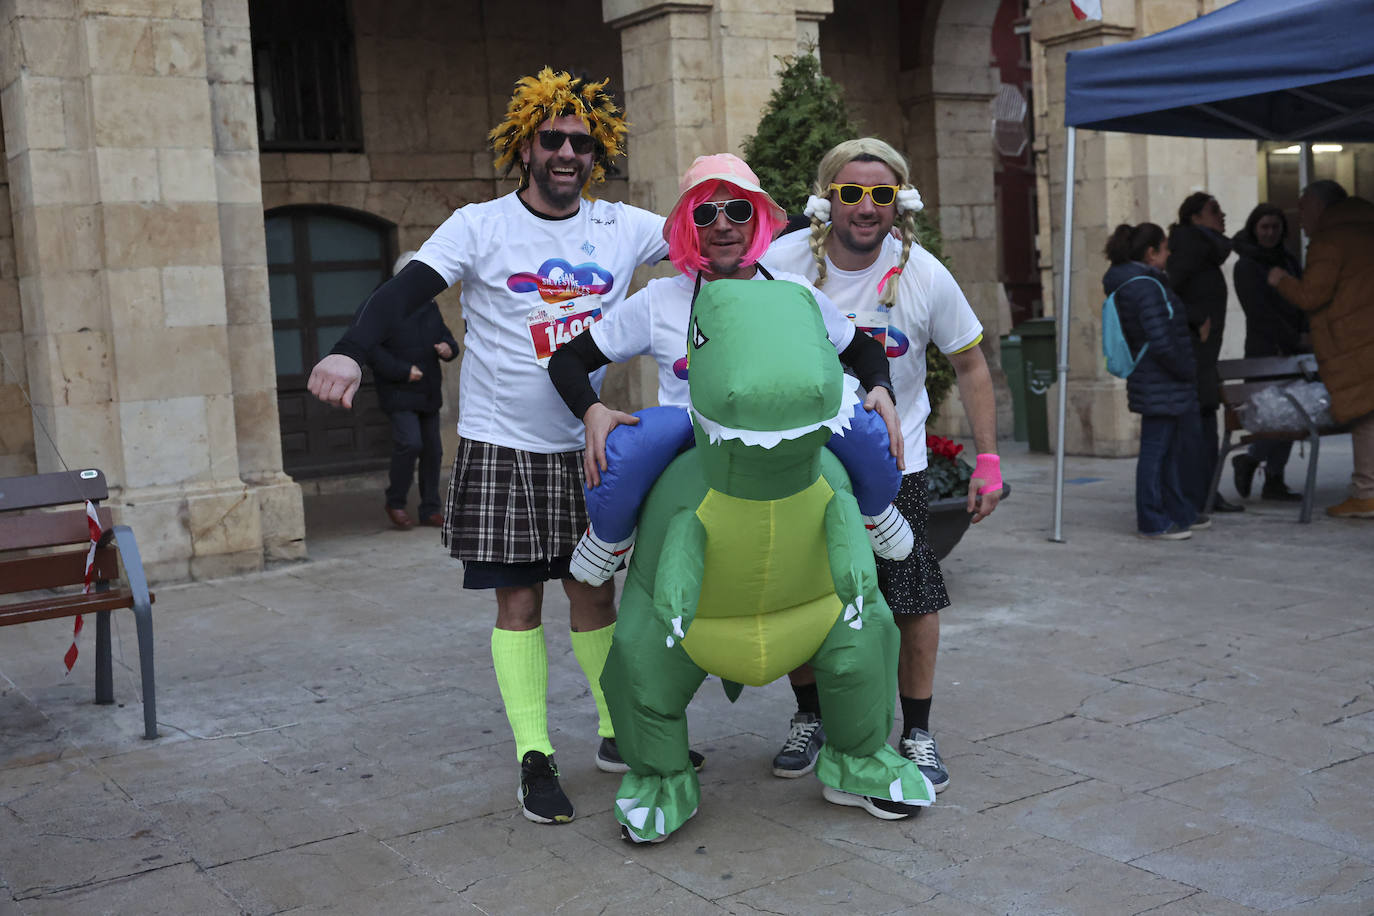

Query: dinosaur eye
[692,319,709,349]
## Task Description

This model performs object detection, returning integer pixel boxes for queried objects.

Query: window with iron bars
[249,0,363,152]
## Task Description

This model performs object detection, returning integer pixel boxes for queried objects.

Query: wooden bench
[1207,354,1347,524]
[0,469,158,738]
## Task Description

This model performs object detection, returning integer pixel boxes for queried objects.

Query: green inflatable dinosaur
[601,278,934,844]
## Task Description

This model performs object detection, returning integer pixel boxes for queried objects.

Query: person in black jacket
[1167,192,1243,513]
[371,251,460,529]
[1230,203,1307,501]
[1104,223,1205,539]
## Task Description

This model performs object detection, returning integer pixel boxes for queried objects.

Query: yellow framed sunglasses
[828,183,899,206]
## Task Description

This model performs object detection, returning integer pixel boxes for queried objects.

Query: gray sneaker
[772,712,825,778]
[899,727,949,794]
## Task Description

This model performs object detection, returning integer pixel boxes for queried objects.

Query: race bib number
[526,295,603,367]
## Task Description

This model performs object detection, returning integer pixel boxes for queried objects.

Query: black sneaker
[771,712,825,778]
[1261,481,1304,502]
[899,727,950,794]
[1232,453,1259,498]
[518,751,574,824]
[596,737,704,774]
[821,784,915,820]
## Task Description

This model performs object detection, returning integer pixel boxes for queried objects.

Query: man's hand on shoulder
[863,386,905,471]
[308,354,363,408]
[583,402,640,488]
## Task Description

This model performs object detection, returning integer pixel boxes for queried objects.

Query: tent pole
[1051,125,1075,544]
[1298,141,1312,261]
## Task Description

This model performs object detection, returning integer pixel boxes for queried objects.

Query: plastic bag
[1236,380,1333,433]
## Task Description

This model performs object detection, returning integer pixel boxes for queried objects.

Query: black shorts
[461,556,574,590]
[874,470,950,616]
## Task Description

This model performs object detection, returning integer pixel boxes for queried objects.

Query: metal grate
[249,0,363,152]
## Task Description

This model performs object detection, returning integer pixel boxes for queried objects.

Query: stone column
[898,1,1011,438]
[1030,0,1256,457]
[0,0,303,580]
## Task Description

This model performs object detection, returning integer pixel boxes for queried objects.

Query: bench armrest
[110,525,152,613]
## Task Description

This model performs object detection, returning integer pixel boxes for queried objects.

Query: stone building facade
[1,0,1257,579]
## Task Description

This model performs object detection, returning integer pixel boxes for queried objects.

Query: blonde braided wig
[488,67,628,194]
[809,138,921,306]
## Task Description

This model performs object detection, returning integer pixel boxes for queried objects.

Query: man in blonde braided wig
[308,68,683,825]
[762,137,1002,794]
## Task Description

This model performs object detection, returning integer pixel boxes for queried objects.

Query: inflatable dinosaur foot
[814,743,935,810]
[614,768,701,844]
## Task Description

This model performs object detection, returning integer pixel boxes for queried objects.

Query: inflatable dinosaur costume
[601,278,934,844]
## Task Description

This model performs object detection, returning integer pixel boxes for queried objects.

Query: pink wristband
[973,453,1002,495]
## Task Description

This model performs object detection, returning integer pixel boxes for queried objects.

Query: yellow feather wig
[489,67,629,194]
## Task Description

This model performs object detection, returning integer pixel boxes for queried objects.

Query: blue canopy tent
[1051,0,1374,540]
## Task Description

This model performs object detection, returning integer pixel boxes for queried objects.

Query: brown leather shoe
[420,513,444,527]
[1326,496,1374,518]
[386,506,415,529]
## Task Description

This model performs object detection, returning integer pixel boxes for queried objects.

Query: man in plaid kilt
[308,69,682,825]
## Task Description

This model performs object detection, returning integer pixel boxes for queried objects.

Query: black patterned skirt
[442,438,588,564]
[874,470,951,616]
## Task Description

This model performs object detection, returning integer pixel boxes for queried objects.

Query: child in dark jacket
[371,252,461,529]
[1104,223,1205,540]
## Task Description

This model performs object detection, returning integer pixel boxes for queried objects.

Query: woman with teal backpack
[1103,223,1206,540]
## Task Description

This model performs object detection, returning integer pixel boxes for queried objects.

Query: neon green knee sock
[570,622,616,739]
[491,626,553,761]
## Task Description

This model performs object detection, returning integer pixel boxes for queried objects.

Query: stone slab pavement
[2,436,1372,914]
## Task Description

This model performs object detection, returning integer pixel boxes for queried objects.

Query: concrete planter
[927,485,1011,561]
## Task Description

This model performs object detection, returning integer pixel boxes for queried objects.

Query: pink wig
[667,180,786,276]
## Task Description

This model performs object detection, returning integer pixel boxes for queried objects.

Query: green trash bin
[999,334,1027,442]
[1018,318,1057,453]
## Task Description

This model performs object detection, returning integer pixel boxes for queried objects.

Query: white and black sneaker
[771,712,825,778]
[821,785,916,820]
[899,727,950,794]
[518,750,574,823]
[596,737,705,774]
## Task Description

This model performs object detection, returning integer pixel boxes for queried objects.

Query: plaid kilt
[442,438,588,563]
[875,470,951,616]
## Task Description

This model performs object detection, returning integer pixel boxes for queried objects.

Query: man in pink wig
[549,154,906,583]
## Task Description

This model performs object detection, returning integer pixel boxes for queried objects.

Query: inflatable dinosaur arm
[824,489,879,626]
[653,509,707,645]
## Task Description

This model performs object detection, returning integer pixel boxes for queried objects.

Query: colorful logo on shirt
[673,356,689,380]
[507,258,614,305]
[854,323,910,358]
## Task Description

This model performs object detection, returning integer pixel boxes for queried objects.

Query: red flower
[926,434,964,461]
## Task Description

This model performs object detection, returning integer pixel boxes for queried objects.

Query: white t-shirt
[416,193,668,453]
[763,233,982,472]
[590,270,857,409]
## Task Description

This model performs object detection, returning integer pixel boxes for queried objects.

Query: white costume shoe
[569,525,637,585]
[862,504,914,561]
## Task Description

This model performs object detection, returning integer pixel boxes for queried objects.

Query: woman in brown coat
[1270,180,1374,518]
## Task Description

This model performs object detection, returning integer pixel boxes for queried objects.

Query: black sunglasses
[692,199,754,228]
[537,129,596,155]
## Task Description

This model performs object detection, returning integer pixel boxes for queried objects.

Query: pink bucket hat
[662,153,788,241]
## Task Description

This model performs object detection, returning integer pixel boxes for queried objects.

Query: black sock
[792,682,821,718]
[901,695,932,736]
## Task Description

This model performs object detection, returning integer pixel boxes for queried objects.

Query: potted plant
[924,434,1010,560]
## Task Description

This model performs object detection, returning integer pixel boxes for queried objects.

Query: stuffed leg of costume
[574,400,913,586]
[810,483,934,807]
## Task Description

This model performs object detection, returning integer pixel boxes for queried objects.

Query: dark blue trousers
[385,409,443,517]
[1137,414,1200,535]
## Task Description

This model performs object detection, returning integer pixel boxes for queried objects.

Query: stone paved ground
[2,437,1372,914]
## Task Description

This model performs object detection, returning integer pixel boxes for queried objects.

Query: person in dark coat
[1104,223,1204,539]
[1167,191,1243,513]
[371,251,460,529]
[1230,203,1307,501]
